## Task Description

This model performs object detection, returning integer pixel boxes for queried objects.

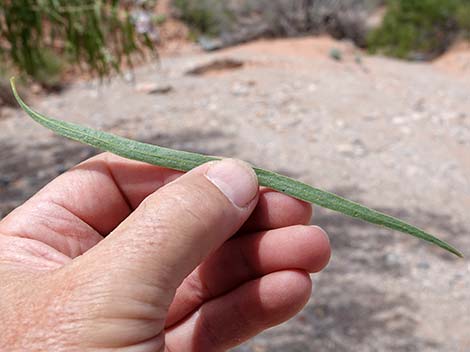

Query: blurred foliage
[173,0,383,48]
[29,48,65,89]
[174,0,469,60]
[368,0,470,59]
[456,3,470,38]
[0,0,158,84]
[173,0,220,36]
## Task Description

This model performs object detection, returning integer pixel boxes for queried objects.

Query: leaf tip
[9,76,19,102]
[446,244,464,259]
[9,76,28,112]
[9,76,16,89]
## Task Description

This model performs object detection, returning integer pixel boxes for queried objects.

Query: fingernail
[312,225,330,245]
[205,159,258,208]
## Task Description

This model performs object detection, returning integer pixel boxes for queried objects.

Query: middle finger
[165,224,330,327]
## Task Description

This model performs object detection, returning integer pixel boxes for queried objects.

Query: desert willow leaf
[10,78,463,258]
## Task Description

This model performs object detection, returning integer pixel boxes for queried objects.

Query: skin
[0,153,331,352]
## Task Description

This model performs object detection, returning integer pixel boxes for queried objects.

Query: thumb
[72,158,258,303]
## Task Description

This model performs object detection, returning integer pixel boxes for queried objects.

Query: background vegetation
[368,0,470,59]
[174,0,470,59]
[173,0,383,48]
[0,0,158,87]
[173,0,221,37]
[1,0,470,89]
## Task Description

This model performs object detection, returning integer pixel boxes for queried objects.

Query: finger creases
[166,225,330,327]
[165,270,312,351]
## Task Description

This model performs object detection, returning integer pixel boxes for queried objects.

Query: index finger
[0,153,183,256]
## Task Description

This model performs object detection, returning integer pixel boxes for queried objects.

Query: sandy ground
[1,37,469,351]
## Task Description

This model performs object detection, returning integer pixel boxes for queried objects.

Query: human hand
[0,154,330,351]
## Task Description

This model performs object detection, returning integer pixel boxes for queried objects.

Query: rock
[186,58,244,76]
[336,138,367,157]
[384,253,401,268]
[307,83,318,92]
[329,48,343,61]
[400,126,411,135]
[198,36,224,51]
[231,80,255,96]
[335,119,346,128]
[392,116,406,125]
[417,261,430,270]
[337,143,355,156]
[231,82,251,96]
[135,82,173,94]
[123,71,135,83]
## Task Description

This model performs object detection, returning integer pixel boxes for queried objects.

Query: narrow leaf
[10,78,463,258]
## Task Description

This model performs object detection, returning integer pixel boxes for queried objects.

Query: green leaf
[10,77,463,258]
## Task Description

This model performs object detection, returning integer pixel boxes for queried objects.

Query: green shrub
[368,0,470,59]
[30,49,66,89]
[456,3,470,37]
[173,0,220,36]
[0,1,157,82]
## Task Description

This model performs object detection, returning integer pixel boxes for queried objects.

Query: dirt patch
[433,40,470,76]
[222,36,362,62]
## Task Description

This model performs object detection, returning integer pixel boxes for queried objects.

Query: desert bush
[173,0,383,48]
[0,0,158,83]
[368,0,470,59]
[173,0,221,36]
[456,3,470,38]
